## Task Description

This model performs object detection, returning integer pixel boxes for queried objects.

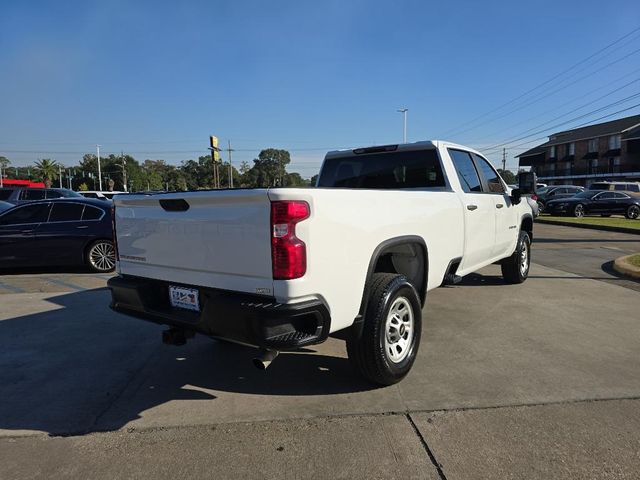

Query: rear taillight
[531,194,538,201]
[271,201,310,280]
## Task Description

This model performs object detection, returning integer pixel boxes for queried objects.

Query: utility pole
[96,144,103,191]
[120,151,128,192]
[397,108,408,143]
[209,136,221,189]
[227,140,235,188]
[68,168,72,189]
[58,164,63,188]
[502,148,506,172]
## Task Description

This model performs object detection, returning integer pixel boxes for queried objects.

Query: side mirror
[511,188,522,205]
[518,171,537,195]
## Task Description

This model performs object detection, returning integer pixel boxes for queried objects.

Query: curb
[613,254,640,279]
[535,218,640,235]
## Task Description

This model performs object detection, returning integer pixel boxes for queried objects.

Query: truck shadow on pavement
[0,288,374,437]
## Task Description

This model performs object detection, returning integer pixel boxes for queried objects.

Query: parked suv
[588,181,640,193]
[0,187,83,205]
[536,185,584,213]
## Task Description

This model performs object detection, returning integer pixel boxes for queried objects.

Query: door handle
[76,226,89,229]
[466,205,478,211]
[496,204,504,209]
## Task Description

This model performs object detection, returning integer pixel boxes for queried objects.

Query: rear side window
[20,189,46,200]
[567,187,582,194]
[0,189,13,200]
[48,203,85,222]
[449,150,482,193]
[628,184,640,192]
[82,206,104,220]
[613,192,629,198]
[589,183,608,190]
[317,149,446,189]
[0,203,50,225]
[81,192,99,198]
[597,192,615,199]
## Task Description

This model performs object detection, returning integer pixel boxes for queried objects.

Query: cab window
[473,154,505,194]
[449,150,482,193]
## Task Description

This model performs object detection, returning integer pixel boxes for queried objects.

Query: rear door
[33,202,89,264]
[448,149,496,271]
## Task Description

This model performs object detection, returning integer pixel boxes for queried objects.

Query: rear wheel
[86,240,116,272]
[626,205,640,220]
[501,230,531,284]
[573,204,585,218]
[346,273,422,386]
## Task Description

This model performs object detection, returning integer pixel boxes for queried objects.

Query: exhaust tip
[252,348,279,370]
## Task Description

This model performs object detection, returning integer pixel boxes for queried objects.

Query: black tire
[346,273,422,386]
[501,230,531,284]
[573,203,585,218]
[86,239,116,273]
[626,205,640,220]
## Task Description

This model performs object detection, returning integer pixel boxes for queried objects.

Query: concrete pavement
[1,223,639,478]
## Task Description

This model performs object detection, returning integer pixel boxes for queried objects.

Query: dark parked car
[546,190,640,219]
[0,198,116,272]
[536,185,584,213]
[0,187,84,205]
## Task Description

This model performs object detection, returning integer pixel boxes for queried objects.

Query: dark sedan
[535,185,584,213]
[546,190,640,219]
[0,198,116,272]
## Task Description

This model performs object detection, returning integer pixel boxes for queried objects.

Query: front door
[448,149,496,271]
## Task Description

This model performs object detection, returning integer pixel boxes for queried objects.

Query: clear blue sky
[1,0,639,177]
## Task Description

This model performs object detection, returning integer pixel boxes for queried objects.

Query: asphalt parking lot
[1,223,639,479]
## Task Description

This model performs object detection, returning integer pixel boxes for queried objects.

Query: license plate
[169,285,200,312]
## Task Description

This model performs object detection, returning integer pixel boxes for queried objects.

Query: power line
[480,103,640,156]
[439,25,640,137]
[449,45,640,138]
[465,68,640,144]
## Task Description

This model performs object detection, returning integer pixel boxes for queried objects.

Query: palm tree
[34,158,59,188]
[0,156,10,187]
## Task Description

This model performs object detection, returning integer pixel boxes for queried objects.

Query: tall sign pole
[96,144,103,191]
[209,136,221,188]
[227,140,235,188]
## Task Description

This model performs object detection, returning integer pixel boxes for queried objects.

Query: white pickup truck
[108,141,536,385]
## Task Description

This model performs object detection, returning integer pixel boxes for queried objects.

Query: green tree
[243,148,291,187]
[34,158,59,188]
[497,169,516,185]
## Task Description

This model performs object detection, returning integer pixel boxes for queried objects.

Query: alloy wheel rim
[384,296,414,364]
[90,242,116,272]
[630,206,640,219]
[520,240,529,277]
[575,205,584,217]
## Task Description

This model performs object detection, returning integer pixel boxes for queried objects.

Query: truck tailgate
[113,190,274,296]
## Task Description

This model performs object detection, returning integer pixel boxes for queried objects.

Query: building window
[609,135,621,150]
[613,157,621,165]
[588,138,599,152]
[569,143,575,155]
[549,145,556,158]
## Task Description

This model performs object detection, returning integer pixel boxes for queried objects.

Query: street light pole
[397,108,408,143]
[96,144,103,191]
[58,163,63,188]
